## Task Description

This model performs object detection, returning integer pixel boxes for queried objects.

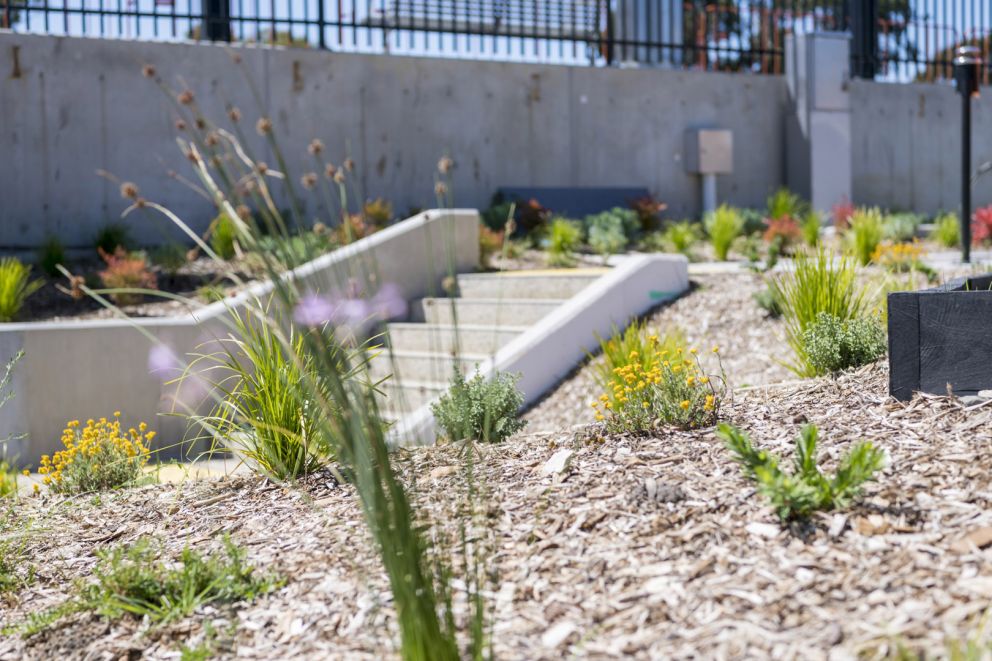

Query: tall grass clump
[591,320,684,397]
[932,211,961,248]
[704,204,743,261]
[766,188,806,221]
[801,211,821,247]
[37,236,66,278]
[847,207,885,266]
[0,258,42,322]
[769,249,869,376]
[660,220,701,258]
[546,217,583,267]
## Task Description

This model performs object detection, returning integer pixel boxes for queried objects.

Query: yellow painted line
[483,268,609,277]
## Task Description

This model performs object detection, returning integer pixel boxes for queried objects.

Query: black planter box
[888,274,992,400]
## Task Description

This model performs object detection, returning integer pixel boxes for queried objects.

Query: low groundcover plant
[39,413,153,494]
[719,423,885,522]
[801,312,886,376]
[432,368,527,443]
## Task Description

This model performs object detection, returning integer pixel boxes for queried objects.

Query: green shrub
[766,188,806,221]
[586,212,628,263]
[883,212,923,242]
[586,207,640,240]
[739,208,767,236]
[80,536,279,624]
[0,461,17,500]
[0,258,42,322]
[847,207,885,266]
[591,342,726,433]
[932,212,961,248]
[801,211,821,247]
[431,369,527,443]
[659,220,701,257]
[94,223,132,255]
[546,217,583,267]
[481,200,515,232]
[196,284,228,303]
[753,285,782,318]
[37,236,66,278]
[719,423,885,522]
[363,197,393,228]
[769,249,868,376]
[197,308,343,479]
[704,204,744,261]
[801,312,886,375]
[209,213,240,260]
[151,243,188,275]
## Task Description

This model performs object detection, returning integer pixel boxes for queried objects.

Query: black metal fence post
[954,46,984,263]
[317,0,326,49]
[850,0,878,79]
[204,0,232,42]
[605,0,615,65]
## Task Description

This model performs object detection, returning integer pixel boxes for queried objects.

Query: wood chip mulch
[3,359,992,659]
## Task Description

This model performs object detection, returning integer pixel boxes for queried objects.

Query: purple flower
[148,344,181,378]
[371,283,408,320]
[331,297,372,328]
[294,292,335,327]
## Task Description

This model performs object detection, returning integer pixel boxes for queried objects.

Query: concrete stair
[376,270,601,418]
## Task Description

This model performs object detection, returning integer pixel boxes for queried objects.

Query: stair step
[386,323,527,354]
[369,350,489,383]
[418,297,566,326]
[377,380,448,415]
[456,271,602,299]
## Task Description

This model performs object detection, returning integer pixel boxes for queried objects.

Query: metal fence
[1,0,990,82]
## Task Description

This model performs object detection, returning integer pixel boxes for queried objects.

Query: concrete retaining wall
[0,31,787,248]
[0,209,479,466]
[850,79,992,215]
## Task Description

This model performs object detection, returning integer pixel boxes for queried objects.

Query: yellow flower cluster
[39,412,153,494]
[871,240,925,269]
[590,343,724,433]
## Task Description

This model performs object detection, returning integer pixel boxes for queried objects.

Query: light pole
[954,46,984,263]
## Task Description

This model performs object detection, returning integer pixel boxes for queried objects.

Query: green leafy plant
[847,207,885,266]
[0,461,17,500]
[209,213,240,260]
[753,285,782,318]
[78,536,279,625]
[37,236,66,278]
[739,208,767,236]
[151,243,189,275]
[659,220,701,258]
[480,200,515,232]
[766,188,806,221]
[801,211,821,247]
[769,249,868,376]
[431,369,527,443]
[97,247,157,306]
[883,212,923,242]
[719,423,885,522]
[591,342,726,433]
[0,258,42,322]
[94,223,132,255]
[932,211,962,248]
[704,204,744,261]
[801,312,886,375]
[586,212,628,263]
[546,217,583,267]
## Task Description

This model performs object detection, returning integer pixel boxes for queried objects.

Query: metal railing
[1,0,990,82]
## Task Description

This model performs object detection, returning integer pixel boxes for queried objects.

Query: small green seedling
[718,423,885,522]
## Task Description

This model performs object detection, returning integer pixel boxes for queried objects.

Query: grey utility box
[684,129,733,175]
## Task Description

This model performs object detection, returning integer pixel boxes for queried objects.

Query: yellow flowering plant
[39,413,153,494]
[591,343,727,432]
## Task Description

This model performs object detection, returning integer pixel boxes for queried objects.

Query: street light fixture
[953,46,984,263]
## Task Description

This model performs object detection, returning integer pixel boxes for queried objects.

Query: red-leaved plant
[98,247,157,305]
[972,205,992,245]
[832,198,856,232]
[763,215,802,247]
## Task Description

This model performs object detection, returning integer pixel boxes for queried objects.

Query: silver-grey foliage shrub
[432,369,527,443]
[801,312,886,375]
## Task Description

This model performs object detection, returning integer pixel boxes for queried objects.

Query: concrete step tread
[457,270,605,280]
